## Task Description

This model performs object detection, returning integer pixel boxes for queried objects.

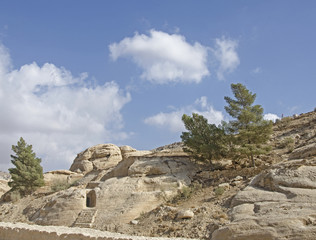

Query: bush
[279,137,295,152]
[214,186,225,197]
[50,180,71,192]
[2,190,21,202]
[168,182,202,204]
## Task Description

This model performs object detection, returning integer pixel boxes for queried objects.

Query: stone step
[73,209,97,228]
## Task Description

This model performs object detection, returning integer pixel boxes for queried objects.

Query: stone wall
[0,222,196,240]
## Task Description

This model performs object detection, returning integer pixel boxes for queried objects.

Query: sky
[0,1,315,172]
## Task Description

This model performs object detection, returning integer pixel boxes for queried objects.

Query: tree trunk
[251,153,256,168]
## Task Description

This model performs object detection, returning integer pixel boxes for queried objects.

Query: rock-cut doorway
[86,190,96,208]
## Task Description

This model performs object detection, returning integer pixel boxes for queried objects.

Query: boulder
[119,145,137,158]
[69,144,123,173]
[177,209,194,219]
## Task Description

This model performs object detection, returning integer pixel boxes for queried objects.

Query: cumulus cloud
[0,44,131,172]
[264,113,280,122]
[213,37,240,80]
[109,29,209,84]
[144,96,224,133]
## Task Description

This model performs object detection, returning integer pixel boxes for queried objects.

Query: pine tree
[224,83,273,167]
[8,137,45,196]
[181,113,228,167]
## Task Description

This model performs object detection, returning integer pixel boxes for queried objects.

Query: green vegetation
[279,137,295,152]
[166,182,202,204]
[224,83,273,167]
[181,113,228,167]
[50,180,71,192]
[214,186,225,197]
[181,83,273,168]
[8,137,45,196]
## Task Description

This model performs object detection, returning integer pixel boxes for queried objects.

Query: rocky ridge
[0,110,315,240]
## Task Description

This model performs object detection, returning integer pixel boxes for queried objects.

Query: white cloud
[109,29,209,84]
[264,113,280,122]
[144,96,224,133]
[0,43,131,172]
[251,67,262,74]
[213,37,240,80]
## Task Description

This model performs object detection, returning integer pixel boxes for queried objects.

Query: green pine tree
[8,137,45,196]
[224,83,273,167]
[181,113,228,167]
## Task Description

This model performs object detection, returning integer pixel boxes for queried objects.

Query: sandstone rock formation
[212,111,316,240]
[0,171,10,198]
[0,142,198,232]
[43,170,83,187]
[0,179,10,198]
[70,144,123,173]
[212,158,316,240]
[1,111,316,239]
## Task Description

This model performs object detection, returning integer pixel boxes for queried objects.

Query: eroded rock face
[212,158,316,240]
[44,170,83,186]
[92,153,197,228]
[0,143,198,231]
[289,142,316,159]
[30,187,86,226]
[69,144,122,173]
[0,180,10,198]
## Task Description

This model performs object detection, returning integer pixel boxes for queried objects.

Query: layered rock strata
[212,158,316,240]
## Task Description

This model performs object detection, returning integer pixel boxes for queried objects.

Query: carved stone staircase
[73,208,98,228]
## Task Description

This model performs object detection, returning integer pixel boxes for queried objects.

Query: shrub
[50,180,71,192]
[168,182,202,204]
[279,137,295,152]
[214,186,225,197]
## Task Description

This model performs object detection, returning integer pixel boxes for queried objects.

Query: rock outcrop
[0,143,198,232]
[70,144,123,173]
[212,111,316,240]
[0,179,10,198]
[0,171,10,198]
[212,158,316,240]
[43,170,83,187]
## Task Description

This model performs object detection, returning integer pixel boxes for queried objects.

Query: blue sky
[0,1,315,171]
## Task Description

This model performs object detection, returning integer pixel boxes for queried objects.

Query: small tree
[8,137,45,196]
[224,83,273,167]
[181,113,228,168]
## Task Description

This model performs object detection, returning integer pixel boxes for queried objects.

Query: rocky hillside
[0,110,315,240]
[0,171,10,198]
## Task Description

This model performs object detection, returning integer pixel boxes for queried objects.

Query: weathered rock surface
[0,143,198,232]
[43,170,83,186]
[0,171,10,198]
[70,144,123,173]
[0,179,10,198]
[289,142,316,159]
[177,209,194,219]
[0,222,195,240]
[212,158,316,240]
